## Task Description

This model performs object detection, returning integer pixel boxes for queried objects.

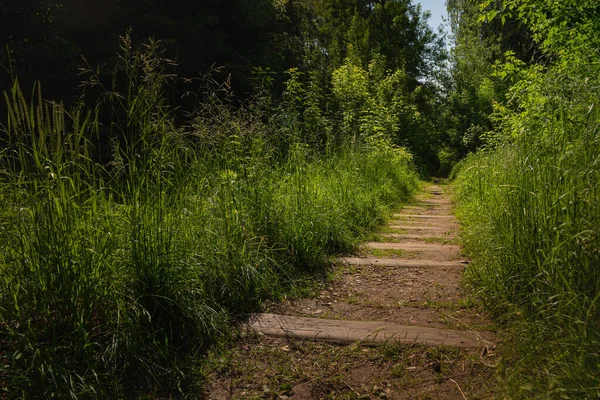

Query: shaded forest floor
[204,181,501,399]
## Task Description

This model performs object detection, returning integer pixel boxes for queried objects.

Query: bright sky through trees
[415,0,449,34]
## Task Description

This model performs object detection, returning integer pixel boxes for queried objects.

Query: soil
[204,181,499,399]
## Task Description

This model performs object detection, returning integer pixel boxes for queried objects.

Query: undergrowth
[453,60,600,398]
[0,36,418,397]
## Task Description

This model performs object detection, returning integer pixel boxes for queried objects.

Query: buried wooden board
[420,200,453,206]
[366,242,461,252]
[378,233,457,241]
[388,225,456,232]
[390,220,456,225]
[248,313,492,349]
[340,257,467,268]
[392,214,455,219]
[400,206,428,211]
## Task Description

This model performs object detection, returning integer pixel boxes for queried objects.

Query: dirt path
[206,182,498,399]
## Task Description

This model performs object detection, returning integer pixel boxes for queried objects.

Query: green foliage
[443,0,540,158]
[329,53,431,169]
[0,37,419,397]
[485,0,600,61]
[302,70,333,151]
[332,60,370,141]
[452,1,600,396]
[1,0,447,173]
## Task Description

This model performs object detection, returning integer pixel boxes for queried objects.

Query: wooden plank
[389,222,459,230]
[392,218,458,223]
[366,242,461,252]
[340,257,466,268]
[389,225,456,231]
[249,314,490,349]
[379,233,457,241]
[392,214,455,219]
[420,199,453,205]
[405,207,453,212]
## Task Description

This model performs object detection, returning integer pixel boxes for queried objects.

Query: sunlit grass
[0,36,419,397]
[453,68,600,397]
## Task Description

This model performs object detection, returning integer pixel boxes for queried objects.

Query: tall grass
[0,37,418,397]
[453,65,600,398]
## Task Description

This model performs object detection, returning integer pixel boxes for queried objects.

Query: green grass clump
[453,65,600,397]
[0,38,418,397]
